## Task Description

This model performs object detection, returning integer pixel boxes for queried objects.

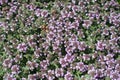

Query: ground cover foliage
[0,0,120,80]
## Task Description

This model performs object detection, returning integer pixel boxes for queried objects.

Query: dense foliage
[0,0,120,80]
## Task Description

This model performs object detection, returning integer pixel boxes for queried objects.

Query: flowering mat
[0,0,120,80]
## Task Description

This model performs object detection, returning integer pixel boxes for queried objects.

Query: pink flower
[17,43,27,52]
[64,54,75,63]
[47,70,55,80]
[11,65,20,74]
[47,32,55,41]
[55,68,64,77]
[41,10,48,18]
[28,74,37,80]
[27,61,39,70]
[76,62,86,72]
[72,5,79,12]
[102,28,109,35]
[78,42,86,51]
[3,58,13,68]
[82,20,92,29]
[0,0,8,5]
[82,54,91,61]
[96,41,105,51]
[4,74,16,80]
[35,8,41,17]
[64,72,73,80]
[40,60,49,69]
[59,58,68,68]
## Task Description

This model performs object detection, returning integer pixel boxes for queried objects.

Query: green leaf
[117,0,120,4]
[105,77,111,80]
[84,74,91,79]
[59,78,64,80]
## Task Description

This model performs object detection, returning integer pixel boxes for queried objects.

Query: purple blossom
[95,69,104,79]
[9,6,17,13]
[40,60,49,69]
[104,53,114,61]
[71,22,79,29]
[11,65,20,74]
[26,61,39,70]
[59,58,68,68]
[64,71,73,80]
[69,34,78,41]
[0,0,8,5]
[22,78,27,80]
[72,5,79,12]
[82,20,92,29]
[115,64,120,73]
[3,58,13,68]
[47,32,55,41]
[34,48,42,58]
[26,4,36,11]
[14,54,22,62]
[64,53,75,63]
[47,70,55,80]
[96,41,105,51]
[41,10,49,18]
[17,43,27,52]
[106,59,115,68]
[35,9,41,17]
[102,28,109,35]
[78,42,86,51]
[110,72,119,80]
[65,46,74,54]
[68,12,75,18]
[42,42,50,50]
[61,10,69,18]
[88,68,96,78]
[70,41,79,49]
[77,29,85,38]
[55,68,64,77]
[76,62,86,72]
[28,74,37,80]
[4,74,16,80]
[82,54,91,61]
[105,68,113,77]
[78,1,85,7]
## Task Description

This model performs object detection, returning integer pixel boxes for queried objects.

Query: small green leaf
[59,78,64,80]
[105,77,111,80]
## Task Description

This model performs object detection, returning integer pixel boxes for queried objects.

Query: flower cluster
[0,0,120,80]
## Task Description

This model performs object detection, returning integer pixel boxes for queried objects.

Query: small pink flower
[76,62,86,72]
[3,58,13,68]
[82,54,91,61]
[17,43,27,52]
[28,74,36,80]
[102,28,109,35]
[55,68,64,77]
[72,5,79,12]
[35,9,41,17]
[64,72,73,80]
[0,0,8,5]
[47,70,55,80]
[40,60,49,69]
[96,41,105,51]
[64,54,75,63]
[82,20,92,29]
[59,58,68,68]
[11,65,20,74]
[27,61,39,70]
[41,10,48,17]
[78,42,86,51]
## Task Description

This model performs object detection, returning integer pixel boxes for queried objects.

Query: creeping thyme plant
[0,0,120,80]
